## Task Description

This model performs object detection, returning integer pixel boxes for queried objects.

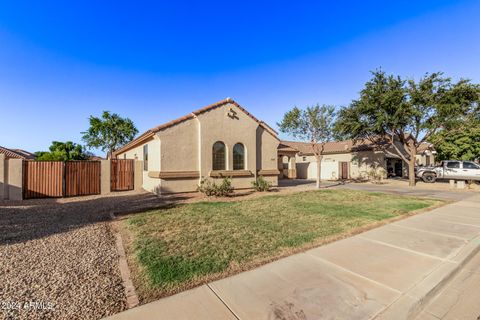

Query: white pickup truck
[416,160,480,183]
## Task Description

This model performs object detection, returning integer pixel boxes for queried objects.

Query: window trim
[143,144,149,171]
[232,143,245,170]
[212,141,226,171]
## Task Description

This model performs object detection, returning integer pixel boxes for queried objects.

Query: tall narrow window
[143,144,148,171]
[212,141,226,170]
[233,143,245,170]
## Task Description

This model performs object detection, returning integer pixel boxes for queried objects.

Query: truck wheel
[422,173,436,183]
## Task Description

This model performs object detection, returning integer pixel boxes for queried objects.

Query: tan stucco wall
[197,103,258,176]
[351,151,386,179]
[257,126,279,185]
[416,153,435,166]
[8,159,23,200]
[157,118,199,171]
[134,160,144,191]
[291,151,386,180]
[0,154,6,199]
[261,175,278,187]
[116,137,161,193]
[116,102,279,194]
[100,160,111,194]
[160,178,199,194]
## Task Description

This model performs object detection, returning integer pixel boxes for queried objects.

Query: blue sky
[1,0,479,155]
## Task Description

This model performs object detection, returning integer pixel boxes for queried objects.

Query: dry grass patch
[122,189,441,302]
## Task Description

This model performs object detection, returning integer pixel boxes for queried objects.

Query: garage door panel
[306,161,338,180]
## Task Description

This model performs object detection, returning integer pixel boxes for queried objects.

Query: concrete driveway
[106,193,480,320]
[278,179,476,202]
[336,181,474,202]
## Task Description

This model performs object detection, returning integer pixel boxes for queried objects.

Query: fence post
[134,160,143,191]
[101,160,111,194]
[8,159,23,200]
[0,154,5,200]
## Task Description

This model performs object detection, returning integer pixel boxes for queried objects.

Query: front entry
[394,161,403,177]
[386,158,403,178]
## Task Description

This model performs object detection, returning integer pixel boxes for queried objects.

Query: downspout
[192,113,202,186]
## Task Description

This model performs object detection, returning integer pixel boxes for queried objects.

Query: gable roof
[113,98,278,156]
[0,146,36,159]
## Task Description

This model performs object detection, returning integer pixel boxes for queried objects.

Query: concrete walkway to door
[105,194,480,320]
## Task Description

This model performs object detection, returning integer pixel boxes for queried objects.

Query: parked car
[416,160,480,183]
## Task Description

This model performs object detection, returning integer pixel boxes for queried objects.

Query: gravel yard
[0,193,157,320]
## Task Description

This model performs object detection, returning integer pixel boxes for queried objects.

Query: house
[88,155,105,161]
[0,146,36,160]
[278,140,435,180]
[113,98,280,194]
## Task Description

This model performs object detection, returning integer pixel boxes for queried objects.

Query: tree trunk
[408,148,417,187]
[316,155,322,188]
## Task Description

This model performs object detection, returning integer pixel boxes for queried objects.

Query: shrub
[252,176,272,192]
[197,177,234,197]
[367,167,386,184]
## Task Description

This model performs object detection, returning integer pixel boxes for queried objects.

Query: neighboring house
[88,155,105,161]
[278,140,435,180]
[0,146,36,160]
[113,98,280,194]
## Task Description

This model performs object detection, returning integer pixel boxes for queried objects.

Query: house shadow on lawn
[0,191,193,245]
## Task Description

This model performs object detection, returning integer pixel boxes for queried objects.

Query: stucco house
[278,140,435,180]
[113,98,280,194]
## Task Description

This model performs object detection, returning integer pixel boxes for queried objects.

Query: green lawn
[124,189,441,300]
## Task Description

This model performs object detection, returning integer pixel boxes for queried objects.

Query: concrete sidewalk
[415,250,480,320]
[105,194,480,320]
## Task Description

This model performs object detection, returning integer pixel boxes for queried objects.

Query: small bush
[197,177,234,197]
[367,167,386,184]
[252,176,272,192]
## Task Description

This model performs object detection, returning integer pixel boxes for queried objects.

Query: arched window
[233,143,245,170]
[212,141,226,170]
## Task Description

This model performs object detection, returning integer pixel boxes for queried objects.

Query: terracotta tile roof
[0,146,36,159]
[114,98,278,156]
[417,142,434,153]
[279,139,374,155]
[280,140,435,155]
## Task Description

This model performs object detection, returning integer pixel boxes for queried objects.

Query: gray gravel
[0,194,144,320]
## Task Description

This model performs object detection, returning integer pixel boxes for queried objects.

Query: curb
[373,235,480,320]
[110,212,140,309]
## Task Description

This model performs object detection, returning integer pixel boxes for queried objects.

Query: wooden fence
[22,159,135,199]
[23,161,64,199]
[65,161,101,197]
[111,159,134,191]
[23,161,101,199]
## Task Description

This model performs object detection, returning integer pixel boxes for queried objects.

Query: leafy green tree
[336,70,480,186]
[82,111,138,158]
[35,141,90,161]
[278,104,336,188]
[429,120,480,161]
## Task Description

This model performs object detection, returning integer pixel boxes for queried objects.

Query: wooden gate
[111,159,134,191]
[23,161,102,199]
[23,161,64,199]
[65,161,101,197]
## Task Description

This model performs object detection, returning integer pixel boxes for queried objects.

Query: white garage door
[307,161,338,180]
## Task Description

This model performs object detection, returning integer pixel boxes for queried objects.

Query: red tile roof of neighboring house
[0,146,36,159]
[279,139,374,155]
[88,155,105,161]
[113,98,278,156]
[280,139,434,155]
